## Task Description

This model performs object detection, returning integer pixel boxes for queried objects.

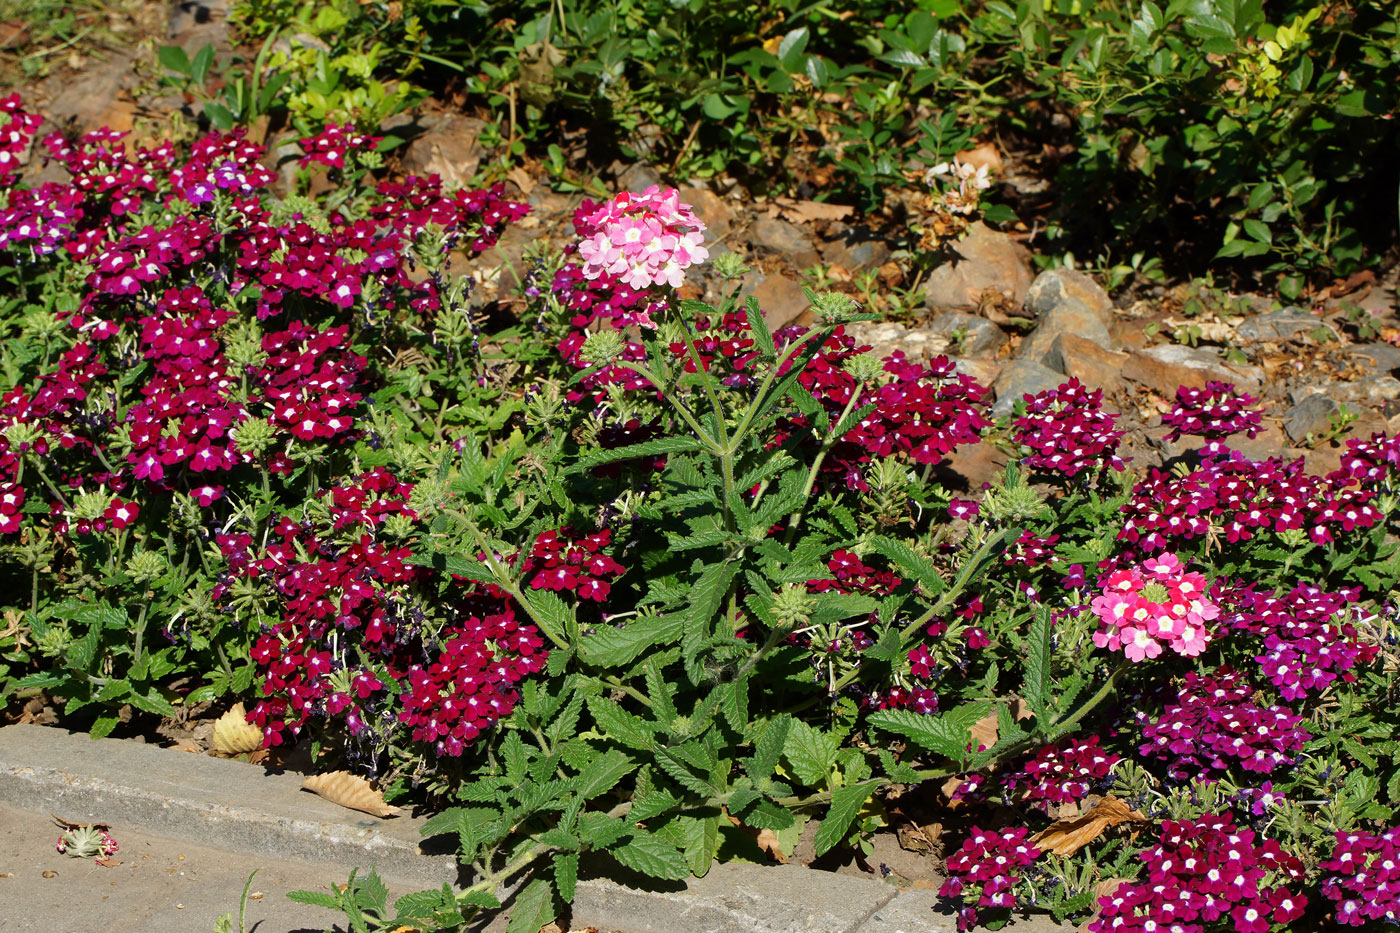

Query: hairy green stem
[782,387,866,545]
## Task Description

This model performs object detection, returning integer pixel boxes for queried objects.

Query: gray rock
[1235,307,1337,342]
[748,218,821,269]
[1330,375,1400,405]
[992,359,1065,416]
[821,232,892,273]
[1017,303,1113,365]
[1352,342,1400,374]
[616,161,664,192]
[922,222,1033,312]
[1024,267,1113,318]
[926,311,1006,357]
[1285,393,1342,443]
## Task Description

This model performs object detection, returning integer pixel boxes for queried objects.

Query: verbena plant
[4,94,1400,933]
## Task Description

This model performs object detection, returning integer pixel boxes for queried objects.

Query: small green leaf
[555,851,578,902]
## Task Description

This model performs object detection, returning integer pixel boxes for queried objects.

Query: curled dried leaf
[212,703,262,756]
[1030,795,1146,857]
[301,771,402,819]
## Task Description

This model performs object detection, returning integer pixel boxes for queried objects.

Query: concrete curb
[0,724,457,888]
[0,724,1064,933]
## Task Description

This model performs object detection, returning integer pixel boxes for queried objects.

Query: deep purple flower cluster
[1089,814,1307,933]
[1163,381,1263,453]
[1136,668,1309,780]
[1216,583,1376,700]
[1004,736,1120,808]
[939,826,1041,931]
[1119,449,1380,551]
[1333,431,1400,486]
[1012,378,1127,478]
[1320,827,1400,926]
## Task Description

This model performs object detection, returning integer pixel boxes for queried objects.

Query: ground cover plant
[222,0,1400,289]
[3,90,1400,933]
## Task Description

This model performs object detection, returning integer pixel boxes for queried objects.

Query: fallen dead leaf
[763,197,852,224]
[212,703,263,756]
[507,166,535,197]
[1077,877,1136,933]
[52,814,110,833]
[302,771,402,818]
[42,870,57,879]
[753,827,788,863]
[1031,796,1147,857]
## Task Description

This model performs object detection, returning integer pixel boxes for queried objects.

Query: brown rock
[992,359,1065,416]
[1046,334,1129,394]
[677,186,733,243]
[748,217,821,270]
[1024,268,1113,318]
[742,274,811,331]
[1018,304,1113,365]
[400,113,486,188]
[922,222,1033,312]
[956,141,1004,176]
[1126,345,1263,396]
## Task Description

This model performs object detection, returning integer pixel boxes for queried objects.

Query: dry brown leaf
[754,827,788,863]
[969,711,999,753]
[506,166,535,197]
[212,703,263,756]
[301,771,402,818]
[764,197,852,223]
[1031,796,1146,857]
[1077,877,1136,933]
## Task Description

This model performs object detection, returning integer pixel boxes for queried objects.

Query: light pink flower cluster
[1090,552,1219,662]
[576,185,709,291]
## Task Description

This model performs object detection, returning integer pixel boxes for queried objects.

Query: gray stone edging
[0,724,1063,933]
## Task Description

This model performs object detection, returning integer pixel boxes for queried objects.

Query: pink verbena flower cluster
[527,526,627,602]
[1091,552,1218,662]
[1120,449,1380,551]
[1005,736,1121,808]
[1136,668,1309,780]
[1012,378,1127,478]
[1216,583,1375,701]
[576,185,709,291]
[939,826,1041,931]
[1163,381,1263,454]
[1089,814,1307,933]
[1320,827,1400,926]
[298,123,382,168]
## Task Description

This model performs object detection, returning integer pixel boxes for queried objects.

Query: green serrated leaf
[785,720,841,787]
[868,701,989,762]
[814,782,876,856]
[505,877,555,933]
[555,851,579,902]
[609,830,691,880]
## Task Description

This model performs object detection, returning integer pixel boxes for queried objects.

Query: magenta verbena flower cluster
[1136,668,1310,780]
[1012,378,1127,478]
[1320,827,1400,926]
[1120,449,1381,551]
[1091,552,1219,662]
[1163,381,1263,454]
[1004,735,1121,808]
[1090,814,1307,933]
[1217,582,1376,700]
[939,825,1041,931]
[230,469,551,755]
